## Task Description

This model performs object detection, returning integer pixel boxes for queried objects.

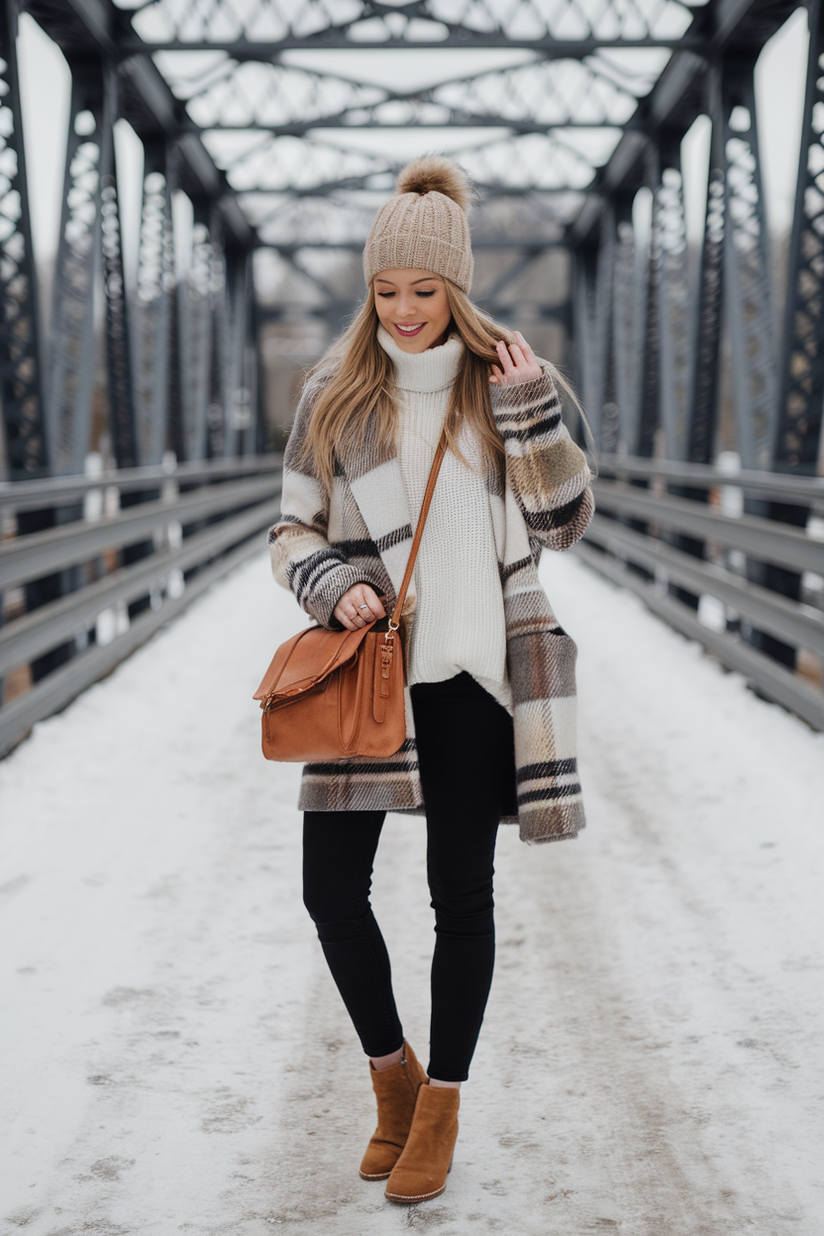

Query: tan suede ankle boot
[384,1083,460,1203]
[359,1042,428,1180]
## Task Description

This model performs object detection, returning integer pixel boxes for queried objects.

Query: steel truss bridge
[1,0,823,753]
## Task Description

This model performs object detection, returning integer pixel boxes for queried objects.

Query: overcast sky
[16,7,810,276]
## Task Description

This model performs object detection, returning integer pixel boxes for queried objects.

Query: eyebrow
[375,277,440,286]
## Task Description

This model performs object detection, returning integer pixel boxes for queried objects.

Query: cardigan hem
[298,784,423,814]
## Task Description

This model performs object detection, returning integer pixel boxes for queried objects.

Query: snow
[1,548,823,1235]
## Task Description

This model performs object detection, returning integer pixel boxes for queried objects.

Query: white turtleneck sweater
[377,325,512,712]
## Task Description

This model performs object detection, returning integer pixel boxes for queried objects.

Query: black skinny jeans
[303,672,516,1082]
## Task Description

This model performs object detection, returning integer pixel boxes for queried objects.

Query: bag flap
[253,622,373,702]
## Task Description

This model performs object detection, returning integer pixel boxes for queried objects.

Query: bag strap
[388,426,449,633]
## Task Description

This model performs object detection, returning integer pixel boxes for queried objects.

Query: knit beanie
[363,157,474,293]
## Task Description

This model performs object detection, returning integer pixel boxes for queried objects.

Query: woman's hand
[334,583,387,631]
[489,331,542,387]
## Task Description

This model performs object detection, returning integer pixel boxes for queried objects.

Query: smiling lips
[394,323,426,336]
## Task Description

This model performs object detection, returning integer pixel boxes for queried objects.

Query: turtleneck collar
[377,324,463,394]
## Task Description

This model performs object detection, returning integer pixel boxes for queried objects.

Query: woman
[268,157,593,1204]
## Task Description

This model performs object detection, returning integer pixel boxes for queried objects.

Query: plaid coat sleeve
[267,379,365,628]
[491,365,593,551]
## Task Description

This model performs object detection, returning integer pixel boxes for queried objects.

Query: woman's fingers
[358,585,385,619]
[333,602,355,630]
[514,330,538,365]
[491,339,519,387]
[495,338,516,373]
[333,583,386,629]
[514,332,542,379]
[490,332,542,386]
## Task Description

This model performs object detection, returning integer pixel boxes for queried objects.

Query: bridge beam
[0,0,48,479]
[47,58,108,479]
[776,0,824,475]
[133,139,177,468]
[722,57,777,474]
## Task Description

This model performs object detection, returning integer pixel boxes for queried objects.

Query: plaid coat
[268,362,593,843]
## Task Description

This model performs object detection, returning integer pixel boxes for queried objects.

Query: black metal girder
[22,0,256,250]
[113,0,701,57]
[116,37,700,55]
[243,172,585,201]
[264,240,564,253]
[570,0,802,241]
[205,117,620,134]
[0,0,48,477]
[774,0,824,474]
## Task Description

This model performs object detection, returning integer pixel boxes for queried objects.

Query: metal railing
[0,455,281,756]
[578,456,824,730]
[5,446,821,752]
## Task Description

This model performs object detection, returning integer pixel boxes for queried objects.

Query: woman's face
[373,269,452,353]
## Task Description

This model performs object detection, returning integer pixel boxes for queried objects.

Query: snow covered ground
[2,548,823,1236]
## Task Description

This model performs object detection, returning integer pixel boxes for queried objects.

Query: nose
[397,292,418,318]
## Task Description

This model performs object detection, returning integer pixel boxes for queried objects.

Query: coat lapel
[344,453,416,602]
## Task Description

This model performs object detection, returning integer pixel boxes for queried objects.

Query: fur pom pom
[395,157,472,213]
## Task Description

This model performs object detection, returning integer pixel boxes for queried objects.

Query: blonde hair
[300,279,583,488]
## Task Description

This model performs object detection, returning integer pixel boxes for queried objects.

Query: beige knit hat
[363,157,474,293]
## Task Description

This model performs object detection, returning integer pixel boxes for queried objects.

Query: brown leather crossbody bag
[253,428,448,762]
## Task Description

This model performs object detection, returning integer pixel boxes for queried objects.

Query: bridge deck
[2,551,823,1234]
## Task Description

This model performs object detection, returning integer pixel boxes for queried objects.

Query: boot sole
[384,1158,452,1203]
[359,1169,393,1181]
[385,1183,447,1203]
